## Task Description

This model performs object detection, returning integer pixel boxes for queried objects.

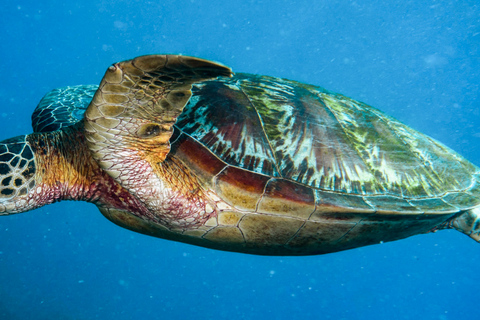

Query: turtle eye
[137,123,161,138]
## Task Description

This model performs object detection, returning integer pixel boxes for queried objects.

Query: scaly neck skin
[25,123,183,224]
[25,122,214,229]
[27,122,149,216]
[27,122,106,204]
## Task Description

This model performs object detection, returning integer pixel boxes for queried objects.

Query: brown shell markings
[175,73,480,214]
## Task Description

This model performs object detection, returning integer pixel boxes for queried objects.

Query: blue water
[1,1,479,319]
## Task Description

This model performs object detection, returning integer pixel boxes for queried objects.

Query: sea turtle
[0,55,479,256]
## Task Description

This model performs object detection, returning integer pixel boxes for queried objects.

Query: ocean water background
[0,1,479,319]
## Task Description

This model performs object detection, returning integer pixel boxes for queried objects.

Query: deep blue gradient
[1,1,479,319]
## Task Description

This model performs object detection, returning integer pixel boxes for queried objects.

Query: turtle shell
[171,73,480,216]
[29,62,480,255]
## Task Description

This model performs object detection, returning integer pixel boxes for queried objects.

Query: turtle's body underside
[0,55,479,255]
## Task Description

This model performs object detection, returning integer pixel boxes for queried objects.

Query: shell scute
[408,198,457,214]
[239,214,304,248]
[218,211,243,226]
[312,190,374,217]
[214,166,269,211]
[176,80,280,177]
[203,226,245,245]
[287,220,357,253]
[257,178,315,219]
[365,195,422,214]
[442,192,480,210]
[170,132,226,190]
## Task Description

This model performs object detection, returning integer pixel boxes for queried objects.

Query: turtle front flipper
[0,136,36,214]
[84,55,232,228]
[32,85,98,132]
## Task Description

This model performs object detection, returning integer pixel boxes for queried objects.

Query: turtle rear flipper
[450,209,480,241]
[0,136,36,214]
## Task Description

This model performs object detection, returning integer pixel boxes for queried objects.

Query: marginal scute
[183,229,209,237]
[339,214,449,248]
[203,226,245,244]
[442,192,480,210]
[257,178,315,219]
[287,220,357,253]
[170,133,226,189]
[239,214,304,247]
[409,197,458,214]
[365,195,422,214]
[313,190,374,217]
[215,166,269,211]
[218,211,243,226]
